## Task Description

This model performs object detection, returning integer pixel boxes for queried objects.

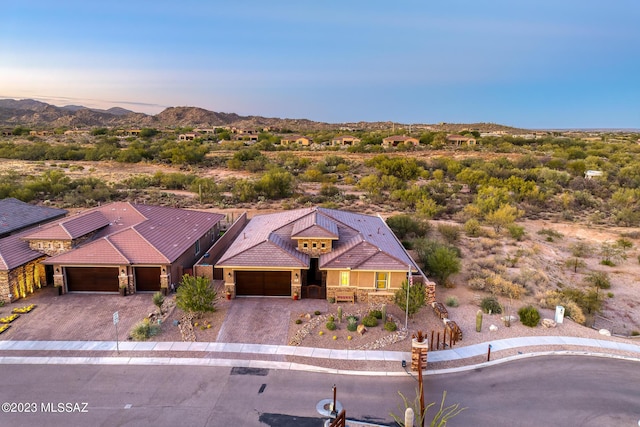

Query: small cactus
[476,309,483,332]
[381,304,387,322]
[337,306,343,323]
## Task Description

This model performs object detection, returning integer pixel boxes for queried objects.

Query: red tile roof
[291,212,339,239]
[42,202,225,266]
[0,230,44,271]
[23,210,111,240]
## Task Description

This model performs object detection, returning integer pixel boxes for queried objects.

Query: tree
[386,214,427,239]
[565,257,586,273]
[415,239,461,287]
[485,204,523,233]
[394,280,426,317]
[599,241,627,266]
[176,275,217,317]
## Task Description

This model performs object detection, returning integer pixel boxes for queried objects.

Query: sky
[1,0,639,129]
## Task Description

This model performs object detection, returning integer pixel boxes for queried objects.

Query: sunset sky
[1,0,639,128]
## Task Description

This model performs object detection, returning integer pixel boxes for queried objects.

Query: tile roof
[216,207,418,272]
[23,210,111,240]
[291,212,339,239]
[42,202,225,266]
[0,198,67,237]
[0,229,45,271]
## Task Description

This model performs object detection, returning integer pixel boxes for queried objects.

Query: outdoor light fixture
[55,268,59,273]
[121,269,125,274]
[228,272,232,278]
[401,360,406,368]
[295,273,299,279]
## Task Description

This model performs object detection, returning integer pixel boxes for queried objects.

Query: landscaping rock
[357,324,367,335]
[542,318,557,328]
[489,324,498,332]
[599,328,611,336]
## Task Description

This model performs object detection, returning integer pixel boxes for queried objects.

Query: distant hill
[0,98,528,133]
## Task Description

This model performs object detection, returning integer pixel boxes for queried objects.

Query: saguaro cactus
[381,304,387,322]
[476,309,483,332]
[337,306,343,323]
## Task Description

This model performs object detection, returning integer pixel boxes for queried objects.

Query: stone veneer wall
[0,258,46,302]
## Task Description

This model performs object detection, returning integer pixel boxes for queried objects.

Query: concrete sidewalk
[1,336,639,375]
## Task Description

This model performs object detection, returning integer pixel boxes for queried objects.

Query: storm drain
[230,367,269,376]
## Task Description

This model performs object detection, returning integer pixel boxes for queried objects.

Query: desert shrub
[152,291,165,313]
[328,297,335,303]
[631,330,640,337]
[518,305,541,327]
[362,315,379,327]
[437,223,461,244]
[394,281,426,317]
[537,228,563,241]
[384,321,398,332]
[541,290,586,325]
[326,321,337,331]
[467,277,486,290]
[328,315,335,322]
[445,296,459,307]
[486,274,524,299]
[607,292,614,298]
[507,224,525,241]
[370,309,383,319]
[0,299,4,307]
[464,218,482,237]
[130,319,160,341]
[347,317,358,332]
[481,296,502,314]
[295,319,302,325]
[314,310,321,316]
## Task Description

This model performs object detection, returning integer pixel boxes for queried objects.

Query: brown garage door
[66,267,119,292]
[135,267,161,292]
[235,271,291,296]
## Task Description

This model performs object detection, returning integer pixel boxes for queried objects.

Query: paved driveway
[216,297,329,345]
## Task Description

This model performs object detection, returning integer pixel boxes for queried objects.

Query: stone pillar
[411,338,428,372]
[119,267,130,294]
[160,266,169,293]
[53,266,65,294]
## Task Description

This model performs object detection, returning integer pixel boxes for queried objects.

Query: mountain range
[0,98,525,133]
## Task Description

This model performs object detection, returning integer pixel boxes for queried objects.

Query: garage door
[66,267,119,292]
[235,271,291,296]
[135,267,161,292]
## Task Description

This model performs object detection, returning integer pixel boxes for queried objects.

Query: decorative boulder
[489,324,498,332]
[357,324,367,335]
[542,318,557,328]
[304,313,311,320]
[599,328,611,336]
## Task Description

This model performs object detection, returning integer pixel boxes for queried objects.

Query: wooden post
[436,332,440,350]
[418,355,425,427]
[430,330,435,351]
[487,344,492,362]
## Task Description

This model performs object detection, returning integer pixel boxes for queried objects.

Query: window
[375,272,388,289]
[312,242,317,249]
[340,271,349,286]
[195,240,200,255]
[303,242,308,249]
[321,242,326,249]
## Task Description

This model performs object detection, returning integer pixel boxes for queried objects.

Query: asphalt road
[0,356,638,426]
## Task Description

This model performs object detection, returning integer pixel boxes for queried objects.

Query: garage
[235,271,291,296]
[135,267,161,292]
[66,267,119,292]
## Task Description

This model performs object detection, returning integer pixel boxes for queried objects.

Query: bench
[334,291,355,304]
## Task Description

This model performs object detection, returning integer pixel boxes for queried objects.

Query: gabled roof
[0,230,45,271]
[0,198,67,237]
[291,212,339,239]
[216,207,418,272]
[42,202,225,266]
[23,210,111,240]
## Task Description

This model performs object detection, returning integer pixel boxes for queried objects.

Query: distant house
[446,134,477,146]
[381,135,419,148]
[330,135,361,147]
[29,130,50,137]
[178,132,201,141]
[584,170,604,179]
[216,207,433,304]
[280,135,313,146]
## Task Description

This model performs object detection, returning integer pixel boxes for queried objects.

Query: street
[0,356,638,426]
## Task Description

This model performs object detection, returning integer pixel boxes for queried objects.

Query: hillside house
[280,135,313,146]
[330,135,361,147]
[381,135,419,148]
[446,134,477,146]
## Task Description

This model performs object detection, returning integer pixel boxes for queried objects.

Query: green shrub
[631,330,640,337]
[328,315,335,322]
[507,224,525,241]
[481,296,502,314]
[370,309,383,319]
[326,321,337,331]
[0,299,4,307]
[328,297,335,303]
[518,305,541,327]
[384,321,398,332]
[445,296,459,307]
[362,315,378,327]
[130,319,160,341]
[437,223,461,244]
[347,317,358,332]
[607,292,614,298]
[464,218,482,237]
[314,310,321,316]
[295,319,302,325]
[152,291,165,313]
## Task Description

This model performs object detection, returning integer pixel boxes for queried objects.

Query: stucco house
[216,207,433,304]
[0,198,68,302]
[446,134,477,146]
[381,135,419,148]
[24,202,224,295]
[280,135,313,146]
[330,135,361,147]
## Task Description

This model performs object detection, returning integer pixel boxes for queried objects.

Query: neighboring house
[381,135,419,148]
[280,135,313,146]
[216,207,433,304]
[0,198,67,239]
[178,132,201,141]
[25,202,224,295]
[446,134,477,146]
[330,135,361,147]
[584,170,604,179]
[0,198,67,302]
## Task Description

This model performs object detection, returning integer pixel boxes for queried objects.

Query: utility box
[555,306,565,324]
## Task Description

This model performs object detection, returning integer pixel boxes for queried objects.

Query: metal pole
[332,384,337,417]
[405,266,410,330]
[115,322,119,354]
